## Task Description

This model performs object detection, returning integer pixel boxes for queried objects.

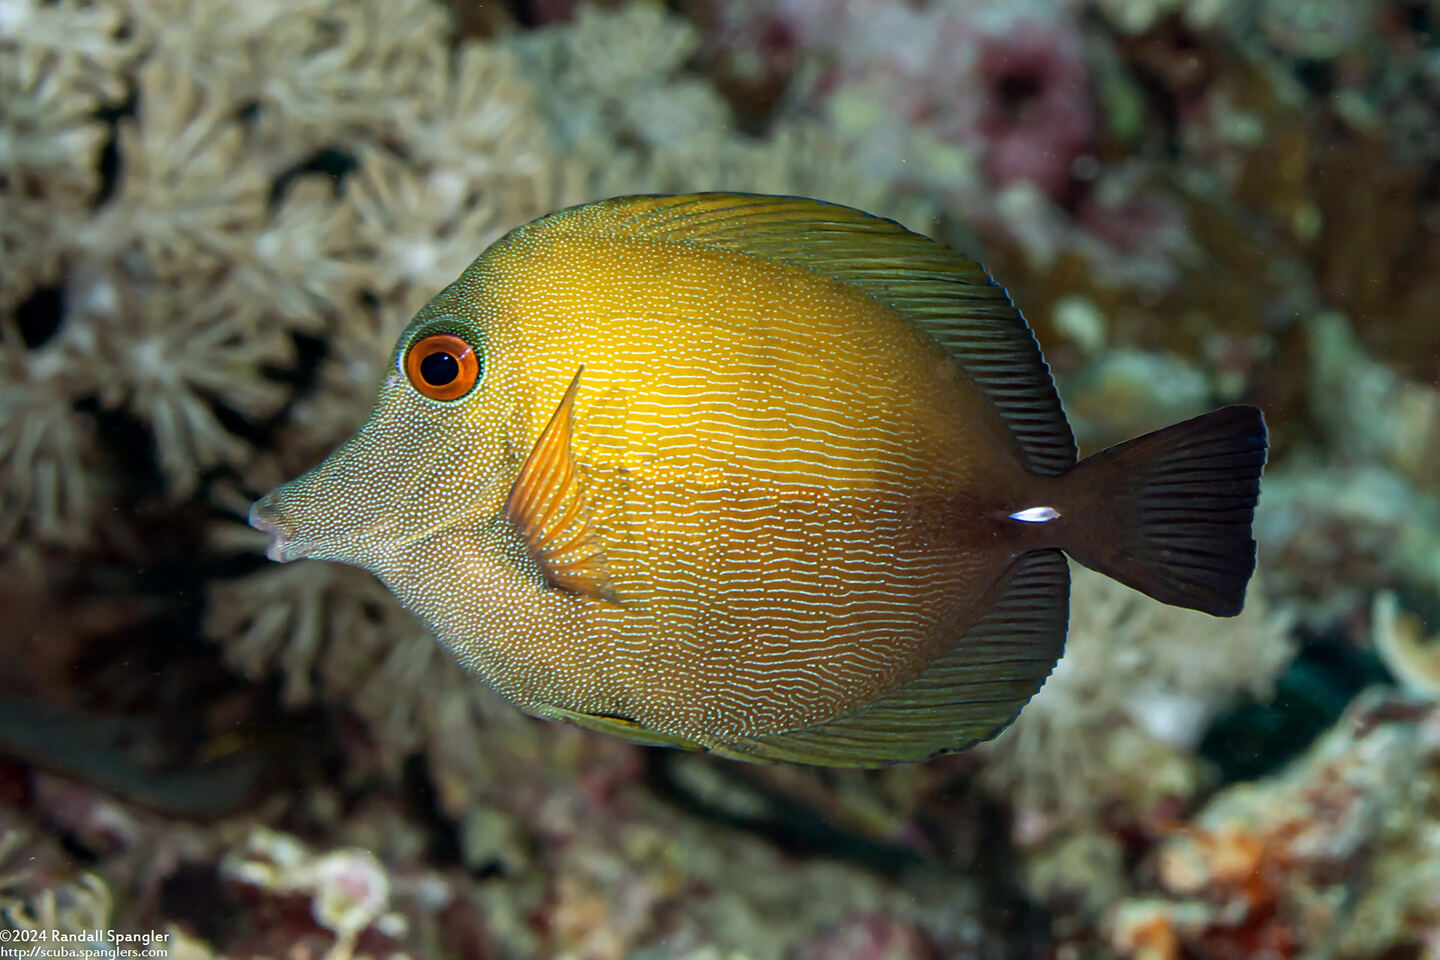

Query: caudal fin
[1061,405,1267,617]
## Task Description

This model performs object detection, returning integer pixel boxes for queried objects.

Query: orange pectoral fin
[504,368,620,603]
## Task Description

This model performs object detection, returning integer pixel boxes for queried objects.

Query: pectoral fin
[505,368,619,603]
[546,706,706,751]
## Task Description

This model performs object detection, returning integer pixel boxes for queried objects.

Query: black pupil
[419,350,459,386]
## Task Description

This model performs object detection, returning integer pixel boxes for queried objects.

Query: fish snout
[248,493,312,563]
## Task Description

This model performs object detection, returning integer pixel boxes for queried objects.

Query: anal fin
[505,368,619,603]
[721,550,1071,767]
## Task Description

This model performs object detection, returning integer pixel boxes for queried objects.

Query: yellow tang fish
[250,194,1267,766]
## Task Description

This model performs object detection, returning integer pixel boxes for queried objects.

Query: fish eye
[404,333,482,401]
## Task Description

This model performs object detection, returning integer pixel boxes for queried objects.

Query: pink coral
[975,16,1095,200]
[709,0,1097,207]
[698,0,1197,283]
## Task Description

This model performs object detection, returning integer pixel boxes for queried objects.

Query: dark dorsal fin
[517,193,1076,476]
[716,549,1070,767]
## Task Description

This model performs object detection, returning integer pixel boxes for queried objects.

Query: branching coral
[203,558,635,822]
[203,563,490,783]
[0,0,130,308]
[1,0,574,532]
[507,4,730,161]
[0,821,113,940]
[507,3,932,227]
[0,872,113,940]
[87,57,270,279]
[126,0,451,170]
[225,175,365,337]
[0,319,109,546]
[89,275,294,495]
[0,0,564,530]
[344,146,523,313]
[402,43,553,190]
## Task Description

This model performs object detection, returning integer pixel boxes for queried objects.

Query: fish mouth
[244,456,510,566]
[246,490,409,564]
[247,496,313,563]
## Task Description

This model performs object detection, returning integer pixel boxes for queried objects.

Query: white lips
[248,498,308,562]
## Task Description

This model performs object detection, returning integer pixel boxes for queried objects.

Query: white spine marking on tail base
[1009,506,1060,523]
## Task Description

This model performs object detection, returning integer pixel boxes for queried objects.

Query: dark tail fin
[1060,405,1267,617]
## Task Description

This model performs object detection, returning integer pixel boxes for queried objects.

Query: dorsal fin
[515,193,1077,476]
[717,550,1070,767]
[505,368,619,603]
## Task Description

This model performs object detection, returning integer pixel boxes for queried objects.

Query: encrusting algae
[251,192,1268,766]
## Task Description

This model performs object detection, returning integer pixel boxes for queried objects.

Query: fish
[249,193,1267,766]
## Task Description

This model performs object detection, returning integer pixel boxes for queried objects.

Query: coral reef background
[2,0,1439,956]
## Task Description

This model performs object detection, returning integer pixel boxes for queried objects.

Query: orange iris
[404,333,480,401]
